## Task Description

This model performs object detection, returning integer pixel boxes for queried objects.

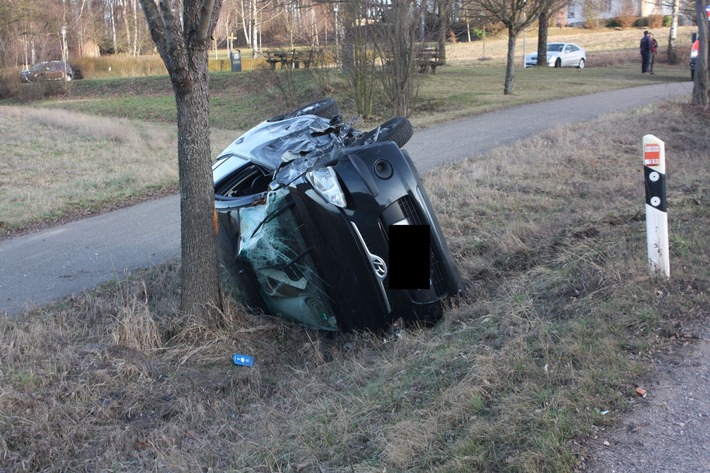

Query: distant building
[564,0,675,26]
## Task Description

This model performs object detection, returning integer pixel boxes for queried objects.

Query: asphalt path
[0,81,692,316]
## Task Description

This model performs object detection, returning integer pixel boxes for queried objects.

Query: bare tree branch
[197,0,216,41]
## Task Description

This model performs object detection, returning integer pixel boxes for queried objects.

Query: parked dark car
[213,99,464,333]
[20,61,73,82]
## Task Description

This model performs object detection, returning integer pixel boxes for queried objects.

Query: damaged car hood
[214,115,338,182]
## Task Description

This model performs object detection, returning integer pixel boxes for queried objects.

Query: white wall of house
[564,0,674,26]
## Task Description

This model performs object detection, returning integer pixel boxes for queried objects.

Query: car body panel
[690,39,699,79]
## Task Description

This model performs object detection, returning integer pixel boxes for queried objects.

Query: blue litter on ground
[232,354,255,366]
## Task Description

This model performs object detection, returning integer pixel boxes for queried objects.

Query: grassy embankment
[1,26,708,472]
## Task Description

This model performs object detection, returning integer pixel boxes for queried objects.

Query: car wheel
[268,98,340,122]
[577,58,585,69]
[352,116,414,148]
[555,58,562,68]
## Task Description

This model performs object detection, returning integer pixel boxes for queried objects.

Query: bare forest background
[0,0,700,72]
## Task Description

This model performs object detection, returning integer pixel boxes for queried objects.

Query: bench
[264,49,321,69]
[416,48,442,74]
[264,50,292,69]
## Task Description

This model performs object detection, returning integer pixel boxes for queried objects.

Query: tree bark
[693,0,709,107]
[110,0,118,53]
[123,0,132,54]
[537,10,549,66]
[437,0,448,65]
[175,71,223,318]
[667,0,679,64]
[504,25,517,95]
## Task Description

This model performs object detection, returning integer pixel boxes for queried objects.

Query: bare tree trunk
[504,25,517,95]
[437,0,448,65]
[123,0,132,54]
[175,76,223,317]
[140,0,225,319]
[419,0,426,41]
[132,0,139,56]
[537,9,549,66]
[692,0,709,106]
[341,4,354,73]
[667,0,679,64]
[373,0,421,117]
[110,0,118,53]
[241,0,252,49]
[252,0,259,57]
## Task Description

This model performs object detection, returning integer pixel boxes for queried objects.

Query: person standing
[649,33,658,75]
[640,30,652,74]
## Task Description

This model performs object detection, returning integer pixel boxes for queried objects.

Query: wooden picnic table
[264,50,291,69]
[264,49,320,69]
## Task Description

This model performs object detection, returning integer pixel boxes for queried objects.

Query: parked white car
[525,43,586,69]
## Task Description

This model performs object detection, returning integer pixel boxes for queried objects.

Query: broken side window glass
[237,187,338,330]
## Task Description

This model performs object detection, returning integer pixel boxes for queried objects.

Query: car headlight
[306,166,347,208]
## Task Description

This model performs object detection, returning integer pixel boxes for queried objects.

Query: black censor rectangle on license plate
[388,225,430,289]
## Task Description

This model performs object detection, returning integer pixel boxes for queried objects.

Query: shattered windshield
[238,187,338,330]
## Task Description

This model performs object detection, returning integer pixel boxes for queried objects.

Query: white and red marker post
[643,134,670,278]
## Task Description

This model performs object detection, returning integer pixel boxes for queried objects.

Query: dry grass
[0,106,236,237]
[2,100,708,472]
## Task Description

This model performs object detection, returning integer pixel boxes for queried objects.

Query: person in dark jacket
[640,30,652,73]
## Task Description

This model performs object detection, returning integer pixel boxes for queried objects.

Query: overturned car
[213,99,464,333]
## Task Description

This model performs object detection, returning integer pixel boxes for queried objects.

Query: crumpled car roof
[215,115,337,172]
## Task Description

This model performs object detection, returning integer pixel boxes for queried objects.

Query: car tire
[577,58,585,69]
[352,116,414,148]
[555,58,562,68]
[267,98,340,122]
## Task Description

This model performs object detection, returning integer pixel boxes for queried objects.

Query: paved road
[0,81,692,316]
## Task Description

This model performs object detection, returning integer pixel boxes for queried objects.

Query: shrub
[71,55,167,79]
[0,68,22,100]
[616,14,638,28]
[647,15,664,28]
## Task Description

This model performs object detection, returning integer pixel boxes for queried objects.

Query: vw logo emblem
[371,255,387,279]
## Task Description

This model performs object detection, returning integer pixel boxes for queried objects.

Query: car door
[44,62,59,80]
[564,45,580,67]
